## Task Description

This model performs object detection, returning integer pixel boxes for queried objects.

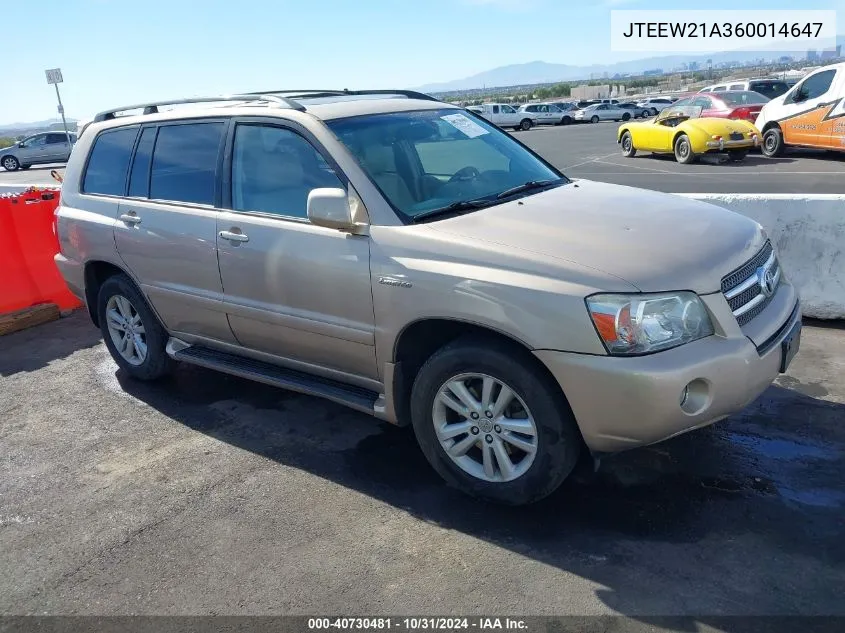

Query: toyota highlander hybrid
[56,89,801,505]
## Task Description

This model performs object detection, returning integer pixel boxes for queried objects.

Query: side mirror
[17,142,25,148]
[307,188,360,233]
[792,90,807,103]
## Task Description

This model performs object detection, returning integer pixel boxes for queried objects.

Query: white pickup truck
[467,103,534,131]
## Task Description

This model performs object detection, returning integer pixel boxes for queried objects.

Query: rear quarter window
[82,127,139,196]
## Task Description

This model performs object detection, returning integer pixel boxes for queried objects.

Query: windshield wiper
[412,198,496,223]
[496,179,566,199]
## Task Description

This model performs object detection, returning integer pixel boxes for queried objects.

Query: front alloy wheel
[433,373,538,482]
[2,156,19,171]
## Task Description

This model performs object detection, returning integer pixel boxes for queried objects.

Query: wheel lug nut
[485,411,493,418]
[471,426,479,435]
[470,412,479,420]
[485,434,493,444]
[494,425,502,433]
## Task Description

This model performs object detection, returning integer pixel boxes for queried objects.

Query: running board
[169,344,380,414]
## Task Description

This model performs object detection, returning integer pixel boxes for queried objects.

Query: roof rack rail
[245,88,440,102]
[92,93,305,123]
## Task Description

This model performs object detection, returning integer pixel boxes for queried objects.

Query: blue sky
[0,0,842,124]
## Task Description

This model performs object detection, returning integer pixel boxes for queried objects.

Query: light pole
[45,68,71,143]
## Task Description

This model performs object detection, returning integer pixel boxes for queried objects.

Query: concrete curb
[680,193,845,320]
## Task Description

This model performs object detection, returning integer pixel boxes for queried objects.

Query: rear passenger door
[44,133,72,162]
[112,119,238,344]
[215,120,377,380]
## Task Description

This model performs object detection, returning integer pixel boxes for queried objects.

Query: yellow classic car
[617,104,761,164]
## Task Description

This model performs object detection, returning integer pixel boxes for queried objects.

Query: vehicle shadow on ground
[0,311,101,377]
[641,153,799,167]
[115,357,845,625]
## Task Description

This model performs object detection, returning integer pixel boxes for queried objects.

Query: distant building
[807,49,819,61]
[778,56,793,63]
[820,45,842,60]
[689,61,699,71]
[642,68,663,77]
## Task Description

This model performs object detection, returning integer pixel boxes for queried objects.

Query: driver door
[779,68,838,148]
[19,134,49,164]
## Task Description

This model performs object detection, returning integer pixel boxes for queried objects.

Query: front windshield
[328,108,565,220]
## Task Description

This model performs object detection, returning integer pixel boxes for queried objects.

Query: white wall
[680,194,845,320]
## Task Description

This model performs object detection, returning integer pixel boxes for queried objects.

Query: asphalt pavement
[2,123,844,194]
[1,312,844,621]
[516,122,845,194]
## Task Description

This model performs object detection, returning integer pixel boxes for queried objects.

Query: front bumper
[535,284,800,453]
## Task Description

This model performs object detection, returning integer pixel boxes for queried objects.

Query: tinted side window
[729,84,744,90]
[26,135,47,147]
[231,125,343,219]
[798,70,836,100]
[150,122,224,205]
[128,127,157,198]
[46,133,68,144]
[82,127,139,196]
[492,106,500,114]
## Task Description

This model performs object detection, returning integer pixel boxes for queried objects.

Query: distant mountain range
[416,36,845,93]
[0,118,79,136]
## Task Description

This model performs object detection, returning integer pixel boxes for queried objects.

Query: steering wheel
[448,166,481,183]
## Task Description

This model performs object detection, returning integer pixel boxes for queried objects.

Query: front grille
[721,241,781,326]
[729,132,744,141]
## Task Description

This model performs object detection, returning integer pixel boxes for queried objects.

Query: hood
[427,179,764,294]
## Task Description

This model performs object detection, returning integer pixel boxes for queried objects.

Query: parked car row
[616,61,845,162]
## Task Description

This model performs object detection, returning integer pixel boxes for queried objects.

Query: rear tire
[622,113,631,121]
[97,274,175,381]
[2,155,19,171]
[621,131,637,157]
[561,116,572,126]
[410,338,582,505]
[728,149,748,162]
[674,134,697,164]
[762,127,785,157]
[520,118,532,131]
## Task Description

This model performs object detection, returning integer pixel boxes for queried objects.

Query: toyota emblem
[758,265,776,297]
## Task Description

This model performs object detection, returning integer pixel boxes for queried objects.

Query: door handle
[219,230,249,243]
[119,213,142,225]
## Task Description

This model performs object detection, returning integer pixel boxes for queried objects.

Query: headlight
[586,292,714,356]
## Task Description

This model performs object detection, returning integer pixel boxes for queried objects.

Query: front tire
[621,131,636,157]
[622,113,631,121]
[762,127,785,157]
[674,134,697,164]
[97,274,175,381]
[590,115,599,124]
[410,338,582,505]
[2,155,19,171]
[560,116,572,126]
[519,118,532,131]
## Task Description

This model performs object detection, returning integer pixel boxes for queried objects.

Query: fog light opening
[680,379,711,415]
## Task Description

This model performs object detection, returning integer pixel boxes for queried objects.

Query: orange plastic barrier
[1,189,83,314]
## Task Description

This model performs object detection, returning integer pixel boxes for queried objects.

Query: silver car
[518,102,577,126]
[573,103,632,123]
[0,131,77,171]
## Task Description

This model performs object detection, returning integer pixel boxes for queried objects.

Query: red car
[674,91,769,122]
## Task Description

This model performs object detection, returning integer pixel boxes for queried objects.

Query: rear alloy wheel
[728,149,748,162]
[410,339,581,505]
[621,131,637,157]
[590,115,600,124]
[2,155,19,171]
[762,127,785,157]
[674,134,697,164]
[98,274,175,380]
[651,108,659,116]
[520,118,532,131]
